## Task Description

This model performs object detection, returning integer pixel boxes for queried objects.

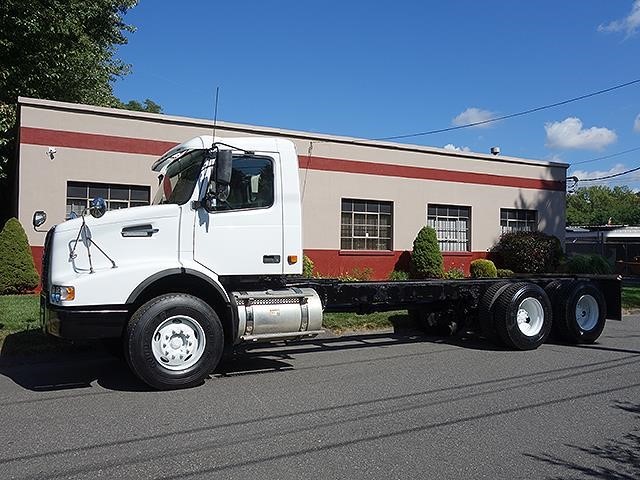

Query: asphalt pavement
[0,317,639,480]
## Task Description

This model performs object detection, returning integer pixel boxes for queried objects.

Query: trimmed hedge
[0,218,39,294]
[443,267,465,279]
[389,270,410,280]
[470,259,497,278]
[411,226,444,278]
[497,268,514,278]
[491,231,562,274]
[565,254,612,275]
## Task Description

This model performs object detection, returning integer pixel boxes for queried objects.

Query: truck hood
[54,204,180,233]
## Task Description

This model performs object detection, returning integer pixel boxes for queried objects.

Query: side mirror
[215,150,232,200]
[33,211,47,230]
[90,197,107,218]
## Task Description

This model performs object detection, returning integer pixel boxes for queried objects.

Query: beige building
[15,97,567,279]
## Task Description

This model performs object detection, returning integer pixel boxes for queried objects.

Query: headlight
[51,286,75,302]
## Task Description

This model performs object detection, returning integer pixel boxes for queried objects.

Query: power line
[376,78,640,141]
[579,164,640,182]
[570,146,640,166]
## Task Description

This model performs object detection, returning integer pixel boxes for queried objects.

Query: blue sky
[113,1,640,188]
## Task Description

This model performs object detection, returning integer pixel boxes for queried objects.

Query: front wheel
[125,293,224,390]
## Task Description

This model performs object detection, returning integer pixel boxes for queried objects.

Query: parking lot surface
[0,317,638,479]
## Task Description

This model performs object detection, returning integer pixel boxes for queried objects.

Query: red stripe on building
[20,127,177,156]
[299,156,565,191]
[20,127,565,191]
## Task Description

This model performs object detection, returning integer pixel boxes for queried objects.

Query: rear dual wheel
[549,281,606,344]
[492,282,553,350]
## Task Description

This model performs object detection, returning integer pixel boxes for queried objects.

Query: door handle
[263,255,281,264]
[121,224,159,237]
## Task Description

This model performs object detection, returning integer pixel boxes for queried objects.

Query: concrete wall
[17,97,567,278]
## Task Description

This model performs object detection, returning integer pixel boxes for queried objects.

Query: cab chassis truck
[35,136,622,390]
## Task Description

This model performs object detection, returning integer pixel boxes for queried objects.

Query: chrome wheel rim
[516,298,544,337]
[575,295,599,331]
[151,315,206,371]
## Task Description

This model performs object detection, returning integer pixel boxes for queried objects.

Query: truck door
[193,152,283,276]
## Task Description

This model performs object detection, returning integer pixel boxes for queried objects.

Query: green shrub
[565,254,612,275]
[339,267,373,281]
[411,226,444,279]
[470,259,497,278]
[388,270,410,280]
[490,231,562,274]
[497,268,514,278]
[303,255,314,278]
[0,218,39,294]
[443,267,465,279]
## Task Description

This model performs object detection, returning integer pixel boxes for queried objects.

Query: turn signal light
[51,285,75,302]
[287,255,298,265]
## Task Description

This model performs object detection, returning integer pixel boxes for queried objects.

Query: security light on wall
[47,147,56,160]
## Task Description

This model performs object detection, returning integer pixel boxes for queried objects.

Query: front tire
[125,293,224,390]
[493,282,552,350]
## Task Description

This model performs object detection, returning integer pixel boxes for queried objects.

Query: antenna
[211,86,219,148]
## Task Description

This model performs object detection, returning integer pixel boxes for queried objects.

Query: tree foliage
[567,186,640,226]
[0,218,39,294]
[411,226,444,278]
[117,98,163,114]
[490,231,562,274]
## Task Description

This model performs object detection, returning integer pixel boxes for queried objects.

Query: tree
[567,186,640,226]
[411,226,444,278]
[0,218,39,294]
[118,98,163,114]
[0,1,161,223]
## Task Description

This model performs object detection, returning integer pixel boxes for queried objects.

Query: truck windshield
[153,149,206,205]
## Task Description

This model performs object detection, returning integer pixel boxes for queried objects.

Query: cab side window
[215,155,274,211]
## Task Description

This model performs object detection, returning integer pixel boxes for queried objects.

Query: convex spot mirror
[90,197,107,218]
[33,211,47,229]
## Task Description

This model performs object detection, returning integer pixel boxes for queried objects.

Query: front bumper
[40,293,129,340]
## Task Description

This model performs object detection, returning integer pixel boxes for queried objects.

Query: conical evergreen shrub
[411,226,444,278]
[0,218,39,294]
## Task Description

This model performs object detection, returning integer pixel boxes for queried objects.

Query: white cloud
[443,143,471,152]
[452,107,496,128]
[598,0,640,37]
[544,117,617,150]
[634,113,640,132]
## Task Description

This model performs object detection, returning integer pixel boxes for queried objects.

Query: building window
[66,182,150,218]
[427,204,471,252]
[500,208,537,233]
[341,199,393,251]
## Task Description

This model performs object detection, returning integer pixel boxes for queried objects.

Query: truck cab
[38,136,323,389]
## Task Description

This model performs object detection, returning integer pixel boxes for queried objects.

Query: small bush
[303,255,314,278]
[0,218,40,294]
[443,268,465,279]
[388,270,410,280]
[565,254,612,275]
[411,226,444,279]
[490,231,562,274]
[470,259,497,278]
[497,268,514,278]
[339,267,373,281]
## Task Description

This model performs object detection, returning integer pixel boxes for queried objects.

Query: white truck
[35,136,621,390]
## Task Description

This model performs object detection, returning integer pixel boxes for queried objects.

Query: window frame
[500,208,538,233]
[340,198,394,252]
[66,181,151,218]
[426,203,472,252]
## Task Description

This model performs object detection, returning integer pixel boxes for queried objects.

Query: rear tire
[125,293,224,390]
[552,281,606,344]
[493,282,552,350]
[477,281,511,341]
